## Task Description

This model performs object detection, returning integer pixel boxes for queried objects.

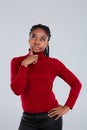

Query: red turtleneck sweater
[10,51,82,113]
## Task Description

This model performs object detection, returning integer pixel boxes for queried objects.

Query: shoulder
[11,54,28,66]
[46,56,66,72]
[47,56,64,66]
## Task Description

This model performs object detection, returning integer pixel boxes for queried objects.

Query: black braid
[29,24,51,57]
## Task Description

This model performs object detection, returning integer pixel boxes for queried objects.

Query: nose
[35,38,40,45]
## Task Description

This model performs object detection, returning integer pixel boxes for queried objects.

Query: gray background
[0,0,87,129]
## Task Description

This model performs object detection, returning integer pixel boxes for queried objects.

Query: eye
[31,34,36,39]
[40,37,46,41]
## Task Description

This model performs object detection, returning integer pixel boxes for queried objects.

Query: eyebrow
[31,33,48,39]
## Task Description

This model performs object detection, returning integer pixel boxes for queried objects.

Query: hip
[18,111,63,130]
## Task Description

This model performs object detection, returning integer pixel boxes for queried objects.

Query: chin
[33,50,41,54]
[33,49,41,52]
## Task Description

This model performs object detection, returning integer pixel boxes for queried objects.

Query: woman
[10,24,82,130]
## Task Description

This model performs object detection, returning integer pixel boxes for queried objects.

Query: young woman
[10,24,82,130]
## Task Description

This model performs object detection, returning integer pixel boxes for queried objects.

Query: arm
[54,59,82,108]
[10,50,38,95]
[10,58,28,95]
[48,59,82,120]
[59,63,82,109]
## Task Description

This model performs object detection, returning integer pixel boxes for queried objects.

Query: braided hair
[29,24,51,57]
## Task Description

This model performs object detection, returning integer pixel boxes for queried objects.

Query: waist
[22,100,58,113]
[21,92,58,113]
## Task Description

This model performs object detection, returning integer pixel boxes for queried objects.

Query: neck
[33,51,43,55]
[28,49,45,59]
[34,52,45,59]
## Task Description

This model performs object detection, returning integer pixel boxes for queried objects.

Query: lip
[33,46,40,50]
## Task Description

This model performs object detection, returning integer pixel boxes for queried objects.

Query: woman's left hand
[48,105,70,120]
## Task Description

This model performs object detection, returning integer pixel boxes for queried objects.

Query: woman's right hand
[21,50,38,67]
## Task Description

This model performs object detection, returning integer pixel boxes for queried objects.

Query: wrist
[64,105,70,110]
[21,61,28,68]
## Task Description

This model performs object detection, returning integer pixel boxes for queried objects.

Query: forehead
[31,28,48,37]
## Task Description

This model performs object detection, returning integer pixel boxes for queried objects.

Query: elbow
[12,90,21,96]
[78,80,82,90]
[11,88,21,96]
[74,77,82,90]
[10,83,22,96]
[75,80,82,95]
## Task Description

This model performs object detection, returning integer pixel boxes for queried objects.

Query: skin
[48,105,70,120]
[21,28,70,120]
[21,28,49,67]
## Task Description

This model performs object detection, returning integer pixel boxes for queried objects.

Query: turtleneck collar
[28,49,45,60]
[34,52,45,60]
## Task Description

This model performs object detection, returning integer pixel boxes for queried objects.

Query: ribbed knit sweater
[10,51,82,113]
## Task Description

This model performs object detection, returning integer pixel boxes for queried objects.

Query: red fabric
[10,51,82,113]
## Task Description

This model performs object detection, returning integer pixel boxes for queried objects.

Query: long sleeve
[54,59,82,109]
[10,58,28,95]
[10,53,82,113]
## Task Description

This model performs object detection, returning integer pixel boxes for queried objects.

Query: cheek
[41,43,47,49]
[41,44,48,51]
[29,41,33,47]
[44,42,48,48]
